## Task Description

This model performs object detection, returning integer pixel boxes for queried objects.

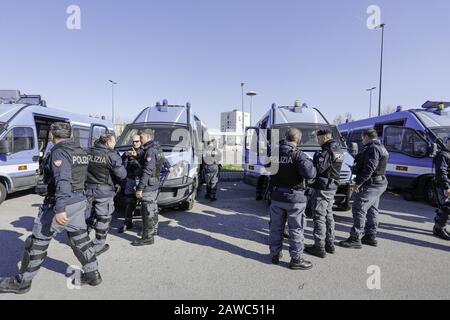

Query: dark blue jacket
[137,141,159,193]
[46,139,88,213]
[435,151,450,190]
[353,140,389,187]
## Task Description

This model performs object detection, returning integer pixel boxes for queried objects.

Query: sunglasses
[132,140,140,143]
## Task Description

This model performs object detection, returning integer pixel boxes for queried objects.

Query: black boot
[0,275,31,294]
[433,227,450,241]
[74,271,102,287]
[325,243,336,254]
[118,222,133,234]
[289,258,313,270]
[132,214,155,246]
[339,237,362,249]
[271,252,283,265]
[304,245,326,258]
[361,235,378,247]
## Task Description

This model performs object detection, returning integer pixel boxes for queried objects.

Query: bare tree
[381,106,396,115]
[333,115,344,125]
[344,113,353,123]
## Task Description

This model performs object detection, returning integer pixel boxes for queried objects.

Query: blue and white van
[0,90,114,204]
[339,101,450,204]
[244,101,354,210]
[115,100,206,210]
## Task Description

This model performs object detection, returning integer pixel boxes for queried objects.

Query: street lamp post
[108,80,118,124]
[366,86,377,117]
[241,83,245,134]
[246,91,257,126]
[376,23,385,116]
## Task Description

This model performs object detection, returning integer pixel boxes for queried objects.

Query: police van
[0,90,114,204]
[115,100,207,210]
[339,101,450,204]
[244,101,354,210]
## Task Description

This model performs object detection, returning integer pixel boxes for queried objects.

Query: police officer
[305,129,343,258]
[269,128,316,270]
[340,129,389,249]
[85,134,127,255]
[203,139,222,201]
[432,137,450,240]
[0,122,101,294]
[118,134,144,233]
[132,129,162,246]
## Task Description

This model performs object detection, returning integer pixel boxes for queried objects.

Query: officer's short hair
[50,122,71,139]
[362,129,378,140]
[285,128,302,143]
[98,133,115,145]
[140,129,155,140]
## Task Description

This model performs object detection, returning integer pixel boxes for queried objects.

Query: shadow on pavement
[0,230,70,278]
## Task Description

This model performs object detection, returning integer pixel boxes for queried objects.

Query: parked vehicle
[0,90,113,204]
[244,101,354,211]
[339,101,450,205]
[115,100,207,210]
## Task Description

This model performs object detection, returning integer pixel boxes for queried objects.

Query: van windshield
[116,124,191,151]
[272,124,345,148]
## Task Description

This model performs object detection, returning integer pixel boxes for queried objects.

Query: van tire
[180,180,197,211]
[0,183,7,205]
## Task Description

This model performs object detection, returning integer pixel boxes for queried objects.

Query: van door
[383,126,432,189]
[0,127,39,191]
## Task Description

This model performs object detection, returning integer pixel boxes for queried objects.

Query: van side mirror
[428,143,438,157]
[0,140,10,154]
[349,142,358,157]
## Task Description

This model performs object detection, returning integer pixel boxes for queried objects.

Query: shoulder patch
[54,160,63,167]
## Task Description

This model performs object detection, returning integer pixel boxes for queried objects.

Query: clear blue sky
[1,0,449,129]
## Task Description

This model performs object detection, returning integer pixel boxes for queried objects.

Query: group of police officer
[1,121,449,293]
[0,123,177,294]
[269,128,390,270]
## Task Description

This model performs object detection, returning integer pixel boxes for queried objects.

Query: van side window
[384,127,428,158]
[72,127,90,149]
[348,130,365,151]
[2,127,35,154]
[92,125,108,145]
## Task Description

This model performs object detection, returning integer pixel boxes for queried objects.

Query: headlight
[167,161,189,179]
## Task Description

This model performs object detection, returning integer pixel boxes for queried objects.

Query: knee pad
[68,231,96,265]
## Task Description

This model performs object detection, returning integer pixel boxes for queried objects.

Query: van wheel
[0,183,7,205]
[425,180,438,207]
[402,192,415,201]
[180,182,197,211]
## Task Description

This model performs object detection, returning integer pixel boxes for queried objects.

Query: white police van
[0,90,114,204]
[115,100,207,210]
[244,101,354,210]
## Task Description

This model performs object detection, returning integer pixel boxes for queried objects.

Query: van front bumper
[157,176,195,208]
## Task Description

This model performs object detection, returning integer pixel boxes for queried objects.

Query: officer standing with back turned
[86,134,127,255]
[340,129,389,249]
[0,122,101,294]
[305,128,343,258]
[269,128,316,270]
[432,137,450,240]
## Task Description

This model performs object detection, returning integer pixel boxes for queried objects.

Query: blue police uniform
[341,139,389,248]
[85,141,127,254]
[203,145,222,201]
[269,140,316,268]
[432,150,450,240]
[0,139,100,294]
[133,140,162,245]
[308,138,343,255]
[120,147,145,229]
